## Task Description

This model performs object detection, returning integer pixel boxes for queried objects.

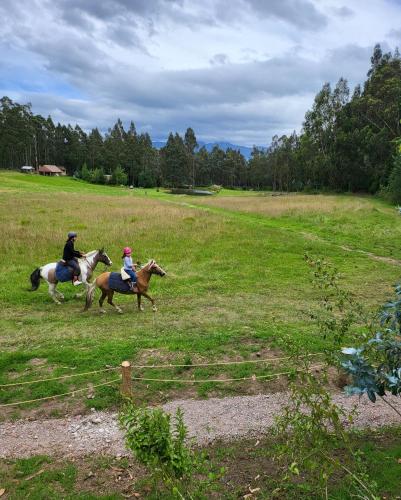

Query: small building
[38,165,65,176]
[21,166,35,174]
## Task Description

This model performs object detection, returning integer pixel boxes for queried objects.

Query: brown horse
[84,259,166,314]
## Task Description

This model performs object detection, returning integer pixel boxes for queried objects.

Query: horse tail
[84,281,97,311]
[30,267,41,291]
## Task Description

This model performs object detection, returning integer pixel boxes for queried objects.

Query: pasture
[1,171,400,417]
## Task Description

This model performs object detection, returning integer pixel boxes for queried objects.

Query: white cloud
[0,0,401,145]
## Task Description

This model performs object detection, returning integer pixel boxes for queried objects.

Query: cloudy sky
[1,0,400,146]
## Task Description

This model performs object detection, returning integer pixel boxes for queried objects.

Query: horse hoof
[100,309,106,314]
[152,306,157,312]
[139,306,144,312]
[117,309,123,314]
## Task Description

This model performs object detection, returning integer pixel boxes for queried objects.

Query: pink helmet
[123,247,132,255]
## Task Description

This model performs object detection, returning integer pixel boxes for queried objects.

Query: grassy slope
[1,172,400,413]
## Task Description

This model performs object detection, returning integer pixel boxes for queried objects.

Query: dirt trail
[1,392,400,459]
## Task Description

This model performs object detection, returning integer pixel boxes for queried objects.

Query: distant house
[21,166,35,174]
[38,165,65,176]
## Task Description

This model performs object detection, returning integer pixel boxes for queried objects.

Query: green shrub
[119,402,193,478]
[111,165,127,185]
[91,167,105,184]
[81,162,91,182]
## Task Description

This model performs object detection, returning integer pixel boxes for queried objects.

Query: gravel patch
[1,393,400,459]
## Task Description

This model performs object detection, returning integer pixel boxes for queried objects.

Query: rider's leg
[125,269,137,291]
[68,259,82,285]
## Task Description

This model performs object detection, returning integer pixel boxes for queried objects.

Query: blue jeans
[67,259,80,277]
[124,268,137,282]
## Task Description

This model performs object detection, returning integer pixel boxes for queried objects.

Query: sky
[1,0,401,146]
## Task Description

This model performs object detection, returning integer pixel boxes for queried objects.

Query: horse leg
[141,291,157,312]
[99,290,107,314]
[137,294,144,312]
[52,281,64,300]
[75,281,89,298]
[75,274,88,298]
[107,291,122,314]
[48,283,61,305]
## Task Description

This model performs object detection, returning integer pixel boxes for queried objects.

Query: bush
[81,162,91,182]
[111,165,127,185]
[341,283,401,407]
[91,167,105,184]
[119,403,193,478]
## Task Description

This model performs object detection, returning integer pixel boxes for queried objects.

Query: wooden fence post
[121,361,132,397]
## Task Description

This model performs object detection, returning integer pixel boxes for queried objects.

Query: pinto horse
[84,259,166,313]
[30,249,112,304]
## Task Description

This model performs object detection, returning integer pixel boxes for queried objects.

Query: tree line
[1,44,400,193]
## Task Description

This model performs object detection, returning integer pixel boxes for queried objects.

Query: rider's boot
[73,275,82,286]
[128,280,137,293]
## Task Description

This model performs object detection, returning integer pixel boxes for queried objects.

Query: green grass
[1,171,401,414]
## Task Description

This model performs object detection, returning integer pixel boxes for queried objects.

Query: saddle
[120,268,130,281]
[109,272,132,293]
[55,261,78,282]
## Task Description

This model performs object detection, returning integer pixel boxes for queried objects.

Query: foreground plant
[119,402,208,498]
[341,283,401,413]
[272,366,378,499]
[270,257,388,498]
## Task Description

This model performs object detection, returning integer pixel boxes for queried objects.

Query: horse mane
[81,250,98,258]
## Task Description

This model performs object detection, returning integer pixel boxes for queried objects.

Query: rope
[130,353,321,369]
[0,378,120,408]
[0,354,322,388]
[0,367,119,388]
[130,369,297,384]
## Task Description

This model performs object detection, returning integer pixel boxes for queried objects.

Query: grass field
[1,171,401,417]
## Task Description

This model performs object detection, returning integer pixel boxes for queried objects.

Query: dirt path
[1,392,400,459]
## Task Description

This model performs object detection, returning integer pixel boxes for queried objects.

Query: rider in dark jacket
[62,232,84,285]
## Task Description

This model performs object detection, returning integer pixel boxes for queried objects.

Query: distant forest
[1,44,400,193]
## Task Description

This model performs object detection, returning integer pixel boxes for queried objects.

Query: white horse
[30,249,112,304]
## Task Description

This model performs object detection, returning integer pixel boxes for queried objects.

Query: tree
[111,164,128,185]
[184,127,198,187]
[161,133,190,187]
[91,167,105,184]
[81,162,91,182]
[387,144,401,203]
[87,128,104,169]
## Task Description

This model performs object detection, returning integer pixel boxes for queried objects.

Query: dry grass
[192,193,374,217]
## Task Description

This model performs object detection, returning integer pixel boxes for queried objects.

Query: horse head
[98,248,112,266]
[147,259,166,277]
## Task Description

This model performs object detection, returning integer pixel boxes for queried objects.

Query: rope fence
[0,353,322,388]
[0,367,119,388]
[0,354,324,408]
[0,378,120,408]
